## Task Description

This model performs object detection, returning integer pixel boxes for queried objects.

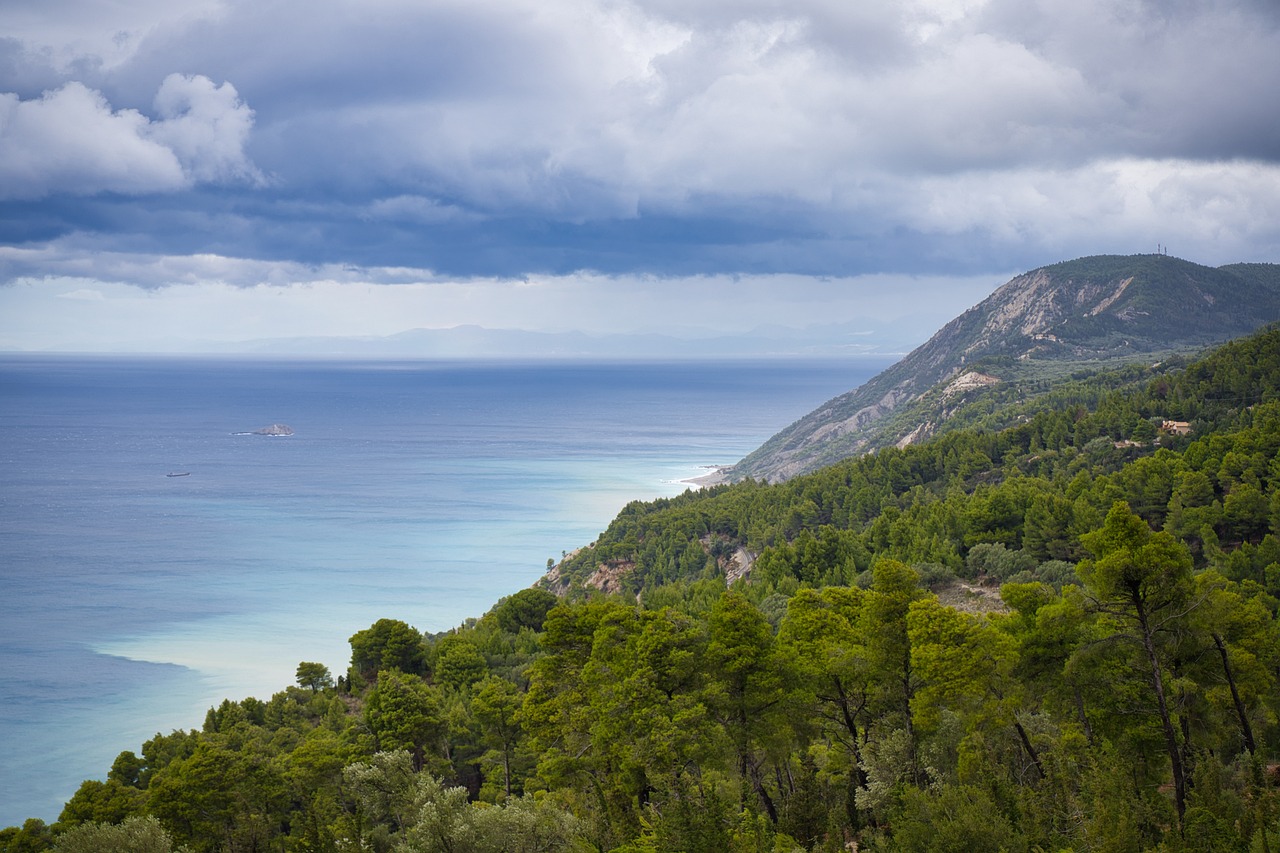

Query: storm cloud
[1,0,1278,348]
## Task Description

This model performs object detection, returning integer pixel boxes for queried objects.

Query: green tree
[0,819,54,853]
[51,816,180,853]
[905,597,1041,779]
[432,635,488,691]
[862,559,928,789]
[107,751,143,788]
[1021,492,1076,561]
[491,588,559,634]
[284,726,358,851]
[465,793,581,853]
[365,670,444,770]
[470,676,522,799]
[1077,500,1196,825]
[343,751,419,846]
[1166,469,1222,554]
[137,731,198,790]
[57,779,144,828]
[1223,483,1270,543]
[584,605,719,832]
[296,661,334,692]
[350,619,429,681]
[1185,571,1280,756]
[146,734,286,853]
[964,542,1037,581]
[705,591,790,823]
[1131,417,1157,443]
[344,752,581,853]
[521,599,724,849]
[996,581,1090,770]
[777,586,871,830]
[886,783,1026,853]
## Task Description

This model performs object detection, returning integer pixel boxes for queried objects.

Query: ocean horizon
[0,354,889,826]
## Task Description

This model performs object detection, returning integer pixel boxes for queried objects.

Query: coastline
[1,357,880,828]
[680,464,733,489]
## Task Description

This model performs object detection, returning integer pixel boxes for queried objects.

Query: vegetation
[5,326,1280,852]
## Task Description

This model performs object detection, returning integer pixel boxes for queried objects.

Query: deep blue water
[0,355,889,826]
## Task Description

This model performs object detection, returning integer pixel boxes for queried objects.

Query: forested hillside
[5,327,1280,853]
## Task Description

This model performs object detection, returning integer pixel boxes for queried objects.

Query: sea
[0,354,890,826]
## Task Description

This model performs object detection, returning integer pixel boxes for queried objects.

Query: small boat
[166,472,191,478]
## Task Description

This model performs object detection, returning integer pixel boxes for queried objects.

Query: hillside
[547,323,1280,596]
[729,254,1280,481]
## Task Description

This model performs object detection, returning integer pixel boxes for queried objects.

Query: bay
[0,354,889,826]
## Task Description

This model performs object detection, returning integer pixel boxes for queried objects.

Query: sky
[2,0,1279,353]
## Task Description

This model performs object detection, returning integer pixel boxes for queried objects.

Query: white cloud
[146,73,262,184]
[0,82,185,198]
[0,243,414,289]
[894,157,1280,261]
[0,75,259,200]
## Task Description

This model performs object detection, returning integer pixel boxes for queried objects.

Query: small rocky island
[253,424,294,436]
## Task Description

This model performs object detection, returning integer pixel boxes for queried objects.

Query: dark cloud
[106,2,562,111]
[975,0,1280,160]
[0,37,66,98]
[1,0,1279,283]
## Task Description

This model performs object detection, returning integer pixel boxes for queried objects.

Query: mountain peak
[728,254,1280,482]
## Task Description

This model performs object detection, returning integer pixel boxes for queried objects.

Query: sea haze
[0,355,889,826]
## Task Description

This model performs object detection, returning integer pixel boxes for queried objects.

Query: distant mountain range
[728,254,1280,481]
[234,321,925,360]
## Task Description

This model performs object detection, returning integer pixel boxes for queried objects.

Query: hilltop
[729,254,1280,481]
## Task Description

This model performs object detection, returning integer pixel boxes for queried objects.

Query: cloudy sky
[2,0,1279,352]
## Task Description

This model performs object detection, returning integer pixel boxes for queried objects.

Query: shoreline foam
[680,464,733,489]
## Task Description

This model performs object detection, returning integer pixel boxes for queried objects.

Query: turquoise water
[0,355,888,826]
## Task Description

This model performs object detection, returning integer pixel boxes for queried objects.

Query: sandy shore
[681,465,734,489]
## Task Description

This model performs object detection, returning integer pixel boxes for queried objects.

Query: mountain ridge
[728,254,1280,481]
